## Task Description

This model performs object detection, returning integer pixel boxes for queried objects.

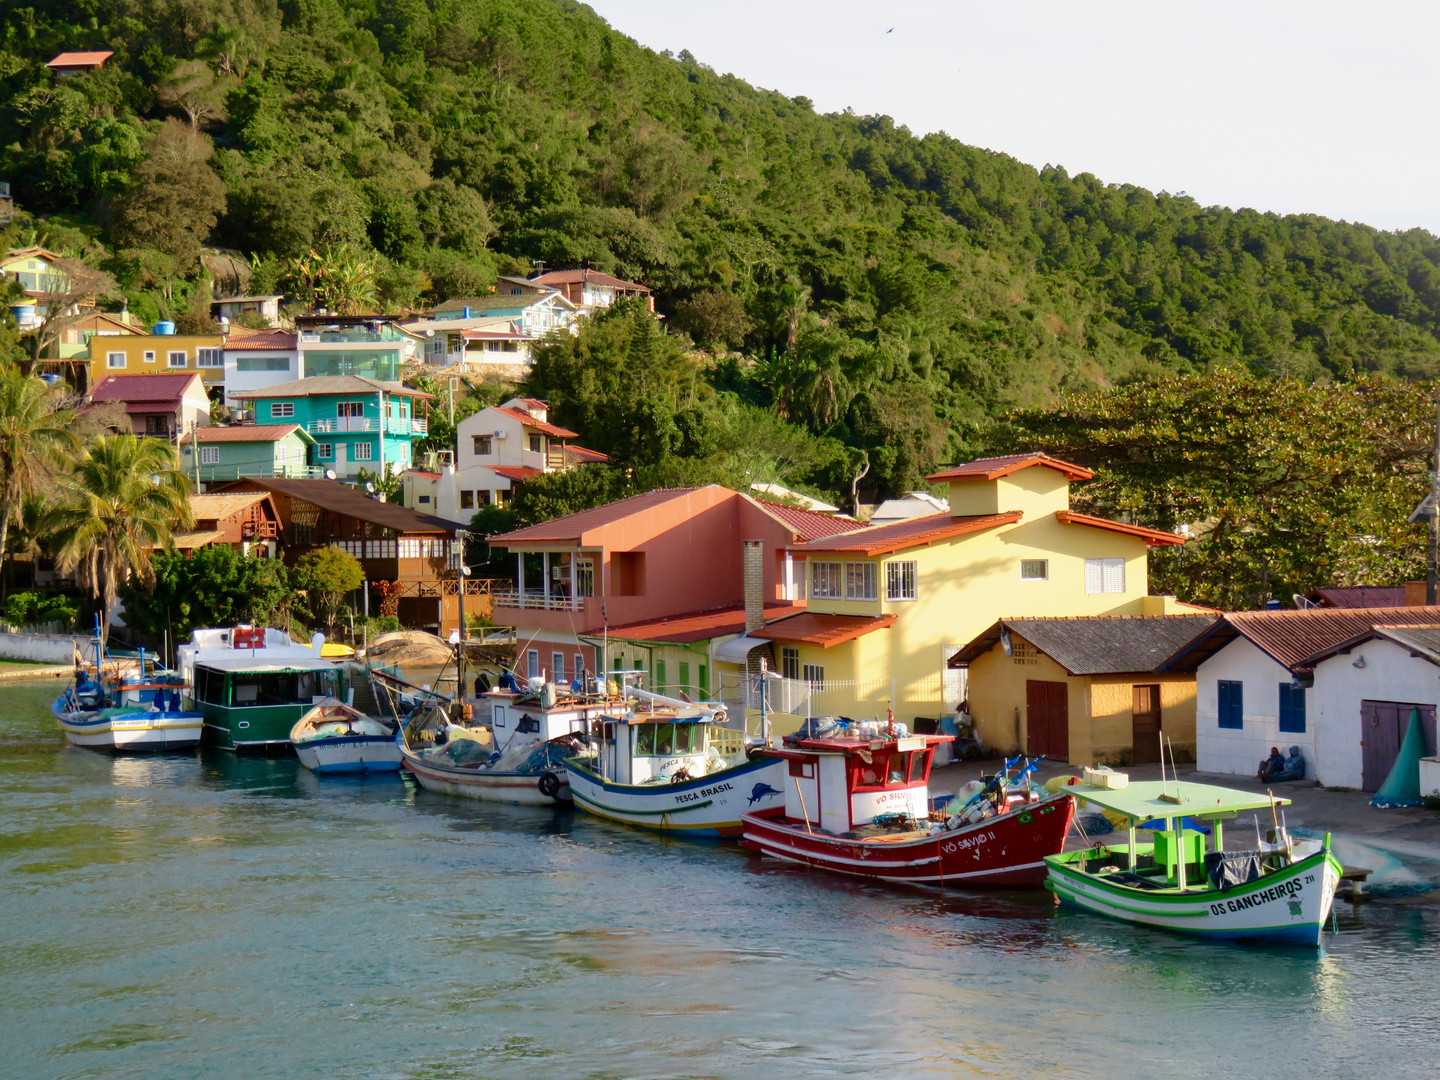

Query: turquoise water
[4,677,1439,1079]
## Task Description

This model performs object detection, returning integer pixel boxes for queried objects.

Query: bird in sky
[886,27,894,33]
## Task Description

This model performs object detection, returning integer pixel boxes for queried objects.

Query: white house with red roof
[85,372,211,440]
[526,269,654,315]
[221,330,298,406]
[400,316,537,374]
[403,397,610,523]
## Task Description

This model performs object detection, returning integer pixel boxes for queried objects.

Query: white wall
[1196,636,1315,779]
[1310,638,1440,790]
[0,632,90,663]
[222,351,298,406]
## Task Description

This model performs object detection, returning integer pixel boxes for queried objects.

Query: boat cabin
[770,734,951,834]
[597,714,746,784]
[483,687,623,745]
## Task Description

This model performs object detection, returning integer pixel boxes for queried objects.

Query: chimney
[744,540,765,633]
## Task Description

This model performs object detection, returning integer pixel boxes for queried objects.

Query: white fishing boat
[290,698,402,774]
[564,687,786,837]
[52,626,203,752]
[1045,778,1344,945]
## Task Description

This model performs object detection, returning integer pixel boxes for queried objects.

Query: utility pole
[1430,400,1440,605]
[455,528,468,697]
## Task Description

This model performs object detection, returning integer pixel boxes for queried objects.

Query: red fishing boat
[739,733,1075,888]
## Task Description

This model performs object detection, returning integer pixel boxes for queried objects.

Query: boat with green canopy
[1044,777,1343,945]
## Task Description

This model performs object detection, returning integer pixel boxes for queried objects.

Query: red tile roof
[565,445,610,464]
[195,425,304,443]
[123,402,181,415]
[927,453,1093,483]
[1310,586,1407,609]
[531,269,651,293]
[750,612,899,648]
[488,488,703,544]
[1054,510,1186,547]
[46,51,113,68]
[605,604,800,644]
[752,498,860,541]
[512,397,548,410]
[488,465,544,482]
[91,372,203,402]
[799,511,1021,556]
[494,405,579,439]
[407,470,442,480]
[224,331,297,351]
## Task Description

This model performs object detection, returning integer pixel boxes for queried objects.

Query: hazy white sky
[588,0,1439,235]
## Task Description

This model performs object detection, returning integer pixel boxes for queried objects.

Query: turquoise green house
[180,424,318,484]
[230,375,432,481]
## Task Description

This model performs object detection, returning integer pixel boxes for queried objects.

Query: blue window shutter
[1218,680,1243,729]
[1279,684,1306,734]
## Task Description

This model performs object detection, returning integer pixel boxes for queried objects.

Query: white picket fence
[719,671,964,724]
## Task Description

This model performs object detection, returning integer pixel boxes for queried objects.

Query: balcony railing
[192,464,328,481]
[492,589,586,612]
[305,416,427,435]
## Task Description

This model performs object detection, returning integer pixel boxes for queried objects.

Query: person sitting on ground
[1257,746,1285,782]
[1272,745,1306,782]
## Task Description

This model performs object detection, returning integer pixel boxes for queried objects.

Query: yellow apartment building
[86,334,226,388]
[721,454,1203,743]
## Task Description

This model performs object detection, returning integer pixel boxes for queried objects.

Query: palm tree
[53,435,193,641]
[0,369,78,586]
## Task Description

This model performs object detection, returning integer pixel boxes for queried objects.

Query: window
[845,562,876,601]
[528,433,543,453]
[143,350,156,364]
[678,661,689,694]
[337,401,364,417]
[552,651,565,682]
[1020,559,1049,581]
[575,654,585,683]
[886,560,917,601]
[418,495,430,504]
[527,649,540,679]
[781,647,800,681]
[698,664,708,695]
[168,350,187,368]
[1218,680,1243,729]
[316,443,333,460]
[655,660,667,692]
[460,490,474,510]
[1279,683,1306,734]
[1085,557,1126,594]
[472,435,492,455]
[196,347,222,368]
[802,663,825,688]
[237,355,290,372]
[144,415,170,436]
[270,403,294,419]
[811,561,843,599]
[352,441,373,461]
[200,446,219,464]
[576,559,594,597]
[106,351,126,369]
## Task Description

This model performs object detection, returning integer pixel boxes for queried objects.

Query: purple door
[1359,700,1437,792]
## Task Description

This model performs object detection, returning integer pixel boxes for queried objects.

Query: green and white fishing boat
[1045,779,1343,945]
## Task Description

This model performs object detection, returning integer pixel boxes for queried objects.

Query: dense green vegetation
[7,0,1440,501]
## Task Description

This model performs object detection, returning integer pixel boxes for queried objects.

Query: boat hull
[53,700,203,752]
[1045,846,1344,945]
[295,735,403,774]
[740,792,1076,886]
[202,704,310,753]
[565,755,788,837]
[401,745,572,805]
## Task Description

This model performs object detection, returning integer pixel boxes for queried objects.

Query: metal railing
[305,416,428,435]
[491,589,586,612]
[190,464,327,481]
[719,672,952,721]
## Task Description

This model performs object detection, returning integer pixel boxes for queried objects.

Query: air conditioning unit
[493,429,508,439]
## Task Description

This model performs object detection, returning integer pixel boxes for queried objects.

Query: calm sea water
[4,678,1440,1080]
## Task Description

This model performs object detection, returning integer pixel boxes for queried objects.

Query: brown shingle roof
[229,376,431,399]
[90,372,203,402]
[1162,606,1440,673]
[195,425,307,444]
[799,511,1021,556]
[1054,510,1186,547]
[189,493,270,523]
[46,51,113,68]
[927,453,1093,483]
[749,612,898,648]
[224,331,296,351]
[532,269,650,293]
[214,478,454,535]
[950,614,1222,675]
[487,488,703,544]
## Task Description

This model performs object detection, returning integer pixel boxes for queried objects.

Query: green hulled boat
[1045,779,1343,946]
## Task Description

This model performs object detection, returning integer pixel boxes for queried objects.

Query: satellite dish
[324,469,336,480]
[365,482,375,494]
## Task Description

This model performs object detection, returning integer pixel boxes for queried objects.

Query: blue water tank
[152,320,176,335]
[462,306,471,318]
[10,304,35,325]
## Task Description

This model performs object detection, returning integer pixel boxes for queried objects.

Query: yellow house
[86,334,226,388]
[725,454,1201,738]
[950,614,1219,767]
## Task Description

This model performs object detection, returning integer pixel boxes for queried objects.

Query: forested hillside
[6,0,1440,497]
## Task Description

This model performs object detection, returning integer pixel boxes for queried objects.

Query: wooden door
[1132,684,1162,765]
[1360,701,1437,792]
[1026,680,1070,762]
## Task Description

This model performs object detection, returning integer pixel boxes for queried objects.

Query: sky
[586,0,1440,235]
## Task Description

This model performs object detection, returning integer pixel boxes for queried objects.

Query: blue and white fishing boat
[52,623,203,752]
[564,687,786,837]
[290,698,403,774]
